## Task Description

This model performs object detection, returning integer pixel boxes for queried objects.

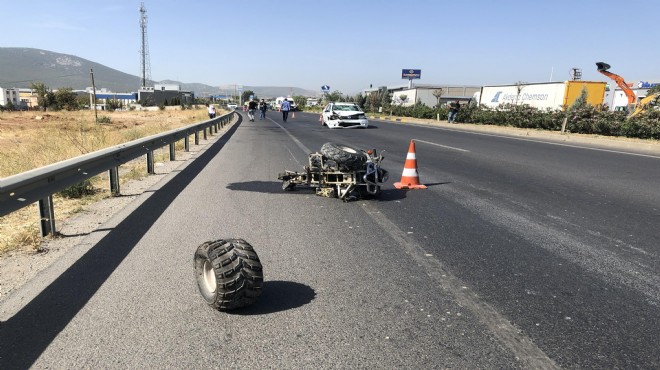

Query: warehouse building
[363,84,480,107]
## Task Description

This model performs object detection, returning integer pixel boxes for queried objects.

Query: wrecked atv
[277,142,388,201]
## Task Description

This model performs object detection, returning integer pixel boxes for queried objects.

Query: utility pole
[90,69,98,124]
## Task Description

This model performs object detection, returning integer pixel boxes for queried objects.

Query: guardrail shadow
[0,118,243,369]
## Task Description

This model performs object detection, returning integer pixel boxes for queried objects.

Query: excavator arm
[596,62,637,105]
[629,93,660,118]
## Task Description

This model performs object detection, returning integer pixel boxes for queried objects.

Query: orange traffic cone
[394,140,427,189]
[319,114,322,122]
[292,111,296,119]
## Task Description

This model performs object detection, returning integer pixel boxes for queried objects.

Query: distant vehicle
[227,103,237,110]
[321,102,368,129]
[273,96,298,111]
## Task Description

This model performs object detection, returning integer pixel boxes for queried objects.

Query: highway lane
[309,111,660,368]
[1,110,659,368]
[255,111,660,367]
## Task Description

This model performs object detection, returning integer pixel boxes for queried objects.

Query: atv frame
[278,144,388,201]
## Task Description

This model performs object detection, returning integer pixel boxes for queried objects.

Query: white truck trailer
[478,81,606,111]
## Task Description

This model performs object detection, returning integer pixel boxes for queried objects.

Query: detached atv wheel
[194,239,263,311]
[320,142,367,171]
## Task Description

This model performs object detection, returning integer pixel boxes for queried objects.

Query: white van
[274,96,298,111]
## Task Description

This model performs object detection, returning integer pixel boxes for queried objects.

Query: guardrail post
[147,150,155,174]
[194,131,199,145]
[184,135,190,152]
[203,127,207,140]
[109,166,120,196]
[169,142,176,161]
[220,118,224,128]
[38,196,56,237]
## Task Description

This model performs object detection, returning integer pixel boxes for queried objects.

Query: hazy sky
[3,0,658,94]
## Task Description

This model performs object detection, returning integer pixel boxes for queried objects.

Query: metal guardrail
[0,111,236,236]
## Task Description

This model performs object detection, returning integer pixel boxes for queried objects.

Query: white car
[227,103,238,110]
[321,102,368,129]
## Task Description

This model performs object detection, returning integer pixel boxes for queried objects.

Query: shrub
[382,99,659,140]
[58,179,96,198]
[98,116,111,124]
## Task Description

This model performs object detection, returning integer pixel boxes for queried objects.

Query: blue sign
[402,69,421,79]
[638,81,659,89]
[321,85,330,92]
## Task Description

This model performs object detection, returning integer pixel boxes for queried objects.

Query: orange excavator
[596,62,660,117]
[596,62,637,106]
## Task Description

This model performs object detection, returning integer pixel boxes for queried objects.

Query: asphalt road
[1,110,659,368]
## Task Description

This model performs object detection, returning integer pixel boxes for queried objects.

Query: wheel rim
[202,260,216,294]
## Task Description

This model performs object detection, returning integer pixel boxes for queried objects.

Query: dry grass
[0,106,224,256]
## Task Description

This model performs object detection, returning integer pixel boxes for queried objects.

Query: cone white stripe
[406,153,416,159]
[402,168,419,177]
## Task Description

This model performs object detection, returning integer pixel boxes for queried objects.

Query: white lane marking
[404,123,660,159]
[413,139,470,152]
[360,202,559,369]
[267,116,312,155]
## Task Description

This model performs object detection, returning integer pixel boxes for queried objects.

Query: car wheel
[194,239,263,311]
[320,142,367,171]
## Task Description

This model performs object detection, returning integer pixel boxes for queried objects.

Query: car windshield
[333,104,360,111]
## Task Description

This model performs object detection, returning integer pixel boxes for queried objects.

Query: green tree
[366,91,381,112]
[647,84,660,95]
[380,89,392,109]
[292,95,306,109]
[54,88,79,110]
[77,94,90,109]
[570,87,589,110]
[46,91,57,110]
[241,90,256,103]
[354,93,366,108]
[30,81,51,111]
[326,90,343,102]
[106,98,123,111]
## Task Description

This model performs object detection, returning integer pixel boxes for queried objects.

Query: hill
[0,48,318,98]
[0,47,144,92]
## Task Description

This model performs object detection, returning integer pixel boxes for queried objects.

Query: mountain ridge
[0,47,318,98]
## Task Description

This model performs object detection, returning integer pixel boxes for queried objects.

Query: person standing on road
[258,99,267,120]
[448,100,460,123]
[207,104,216,119]
[281,99,291,122]
[247,99,258,122]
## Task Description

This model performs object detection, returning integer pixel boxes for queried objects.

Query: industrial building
[603,81,659,111]
[138,84,194,106]
[0,87,21,108]
[364,84,480,107]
